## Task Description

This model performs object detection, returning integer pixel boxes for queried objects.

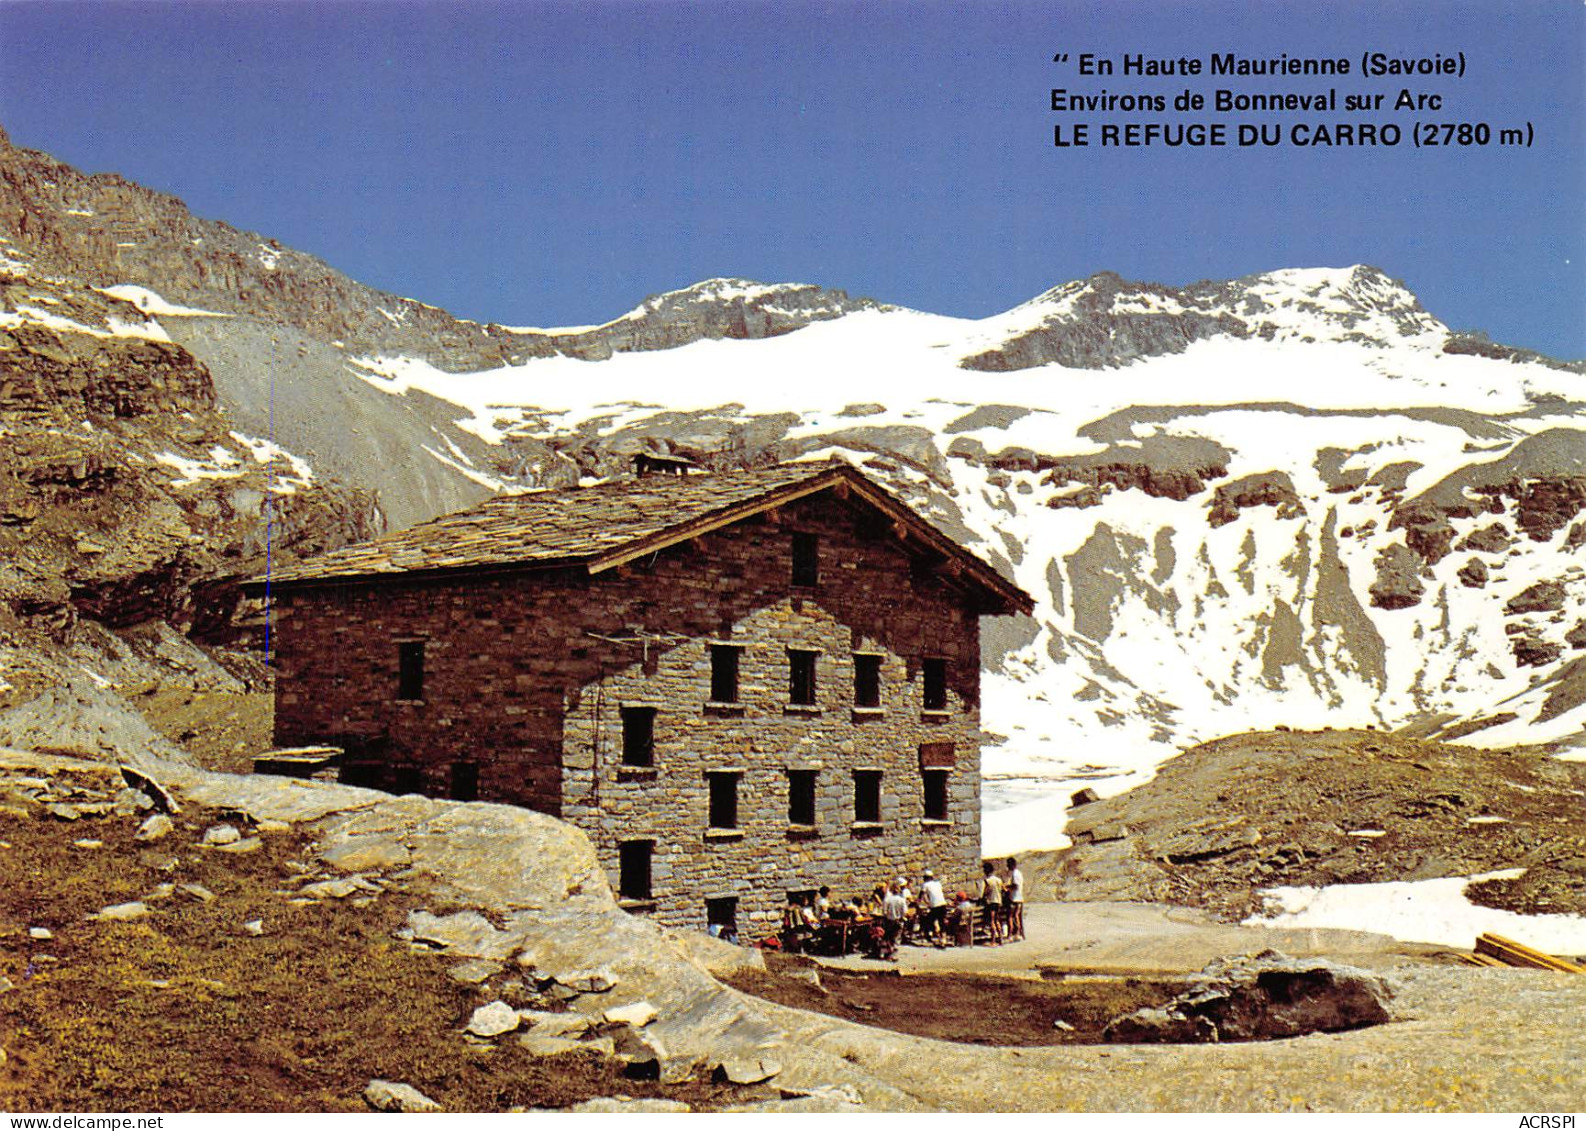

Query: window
[708,771,740,829]
[789,649,818,706]
[923,769,950,821]
[853,770,882,824]
[710,645,741,703]
[397,640,425,700]
[791,532,819,587]
[923,657,948,711]
[706,896,738,933]
[787,769,817,826]
[618,840,653,901]
[449,762,479,802]
[621,707,656,767]
[853,654,881,708]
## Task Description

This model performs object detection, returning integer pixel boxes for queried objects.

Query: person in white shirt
[1004,856,1025,941]
[919,869,948,947]
[880,880,909,959]
[979,861,1004,943]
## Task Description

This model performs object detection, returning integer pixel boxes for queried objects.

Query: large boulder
[1104,950,1395,1043]
[363,1079,441,1113]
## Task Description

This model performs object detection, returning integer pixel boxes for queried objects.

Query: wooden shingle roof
[251,458,1032,614]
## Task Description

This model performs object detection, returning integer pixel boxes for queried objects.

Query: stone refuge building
[248,459,1032,931]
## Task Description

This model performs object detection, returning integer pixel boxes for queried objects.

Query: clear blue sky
[1,0,1581,356]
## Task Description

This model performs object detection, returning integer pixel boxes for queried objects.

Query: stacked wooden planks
[1458,932,1586,973]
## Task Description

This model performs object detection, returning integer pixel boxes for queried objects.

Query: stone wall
[270,488,986,931]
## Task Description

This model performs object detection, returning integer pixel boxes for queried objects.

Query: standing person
[880,879,909,960]
[869,883,888,916]
[1005,856,1025,941]
[919,869,948,946]
[979,860,1004,944]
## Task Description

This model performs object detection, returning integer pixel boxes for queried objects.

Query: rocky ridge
[0,129,879,372]
[1041,728,1586,921]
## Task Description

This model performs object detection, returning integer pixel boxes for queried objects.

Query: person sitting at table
[799,893,821,931]
[952,891,976,947]
[781,893,817,953]
[814,885,832,921]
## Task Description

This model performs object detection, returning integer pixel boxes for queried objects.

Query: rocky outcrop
[1103,951,1395,1043]
[363,1079,442,1113]
[1044,728,1586,921]
[1442,331,1586,375]
[1206,471,1302,528]
[965,435,1233,503]
[1504,580,1565,616]
[0,276,379,647]
[1391,430,1586,565]
[1511,636,1564,668]
[1455,523,1510,555]
[1368,544,1425,610]
[0,312,213,421]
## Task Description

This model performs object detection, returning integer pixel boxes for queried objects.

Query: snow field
[1247,870,1586,955]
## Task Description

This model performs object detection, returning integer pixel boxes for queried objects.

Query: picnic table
[814,914,875,956]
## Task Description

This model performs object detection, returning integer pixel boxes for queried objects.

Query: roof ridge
[245,456,1032,616]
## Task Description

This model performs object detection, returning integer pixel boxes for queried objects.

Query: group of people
[778,856,1025,959]
[974,857,1026,945]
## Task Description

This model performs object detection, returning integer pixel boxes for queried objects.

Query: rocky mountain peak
[624,276,882,323]
[510,277,883,362]
[1197,264,1446,344]
[961,263,1449,372]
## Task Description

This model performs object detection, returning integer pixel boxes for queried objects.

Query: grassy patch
[0,786,748,1111]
